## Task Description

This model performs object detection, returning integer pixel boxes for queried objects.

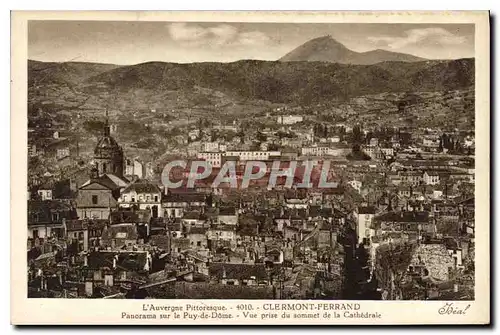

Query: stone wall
[410,243,454,281]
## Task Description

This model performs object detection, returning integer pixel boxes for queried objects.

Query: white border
[10,9,491,326]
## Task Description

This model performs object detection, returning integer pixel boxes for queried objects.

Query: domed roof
[94,135,123,157]
[94,110,123,158]
[95,135,119,150]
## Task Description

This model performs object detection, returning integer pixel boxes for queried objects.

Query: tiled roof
[66,220,88,231]
[218,206,237,216]
[150,235,170,251]
[358,206,376,214]
[101,224,138,241]
[110,210,151,224]
[209,263,268,281]
[80,174,121,191]
[162,192,206,203]
[105,174,129,188]
[28,200,75,225]
[87,251,147,272]
[122,179,160,194]
[182,211,206,220]
[188,227,208,235]
[374,211,430,224]
[210,224,237,232]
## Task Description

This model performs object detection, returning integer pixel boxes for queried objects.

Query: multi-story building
[277,115,303,125]
[118,179,163,218]
[66,220,89,252]
[362,145,385,160]
[400,171,423,186]
[28,200,75,241]
[197,152,222,168]
[423,171,441,185]
[162,192,207,218]
[203,142,226,153]
[125,158,145,179]
[224,150,281,161]
[355,206,376,245]
[301,144,349,157]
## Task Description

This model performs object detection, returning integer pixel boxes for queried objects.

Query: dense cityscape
[27,100,475,300]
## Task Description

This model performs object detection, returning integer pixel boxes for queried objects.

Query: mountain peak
[279,36,427,65]
[301,35,348,49]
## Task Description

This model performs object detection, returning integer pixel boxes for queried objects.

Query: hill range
[29,57,474,107]
[28,34,474,107]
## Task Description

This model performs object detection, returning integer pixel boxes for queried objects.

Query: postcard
[11,10,490,325]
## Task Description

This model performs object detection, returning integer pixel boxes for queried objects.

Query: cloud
[167,23,271,48]
[368,28,467,50]
[168,23,208,41]
[207,24,238,45]
[237,31,271,46]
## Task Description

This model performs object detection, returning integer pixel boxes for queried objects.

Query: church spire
[104,109,110,136]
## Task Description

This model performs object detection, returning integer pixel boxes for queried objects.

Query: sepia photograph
[11,10,490,325]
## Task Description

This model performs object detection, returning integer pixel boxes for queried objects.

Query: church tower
[94,109,124,177]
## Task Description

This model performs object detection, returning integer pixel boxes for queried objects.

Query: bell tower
[94,109,124,177]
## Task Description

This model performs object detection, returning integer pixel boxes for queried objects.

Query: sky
[28,21,475,65]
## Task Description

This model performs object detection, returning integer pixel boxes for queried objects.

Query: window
[32,229,38,238]
[154,196,158,202]
[92,195,98,205]
[123,195,127,202]
[103,163,107,173]
[146,195,151,201]
[52,213,59,222]
[197,241,201,247]
[131,197,135,202]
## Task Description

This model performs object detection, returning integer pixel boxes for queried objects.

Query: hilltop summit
[279,35,426,65]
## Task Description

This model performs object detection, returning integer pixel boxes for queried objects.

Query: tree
[256,131,267,142]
